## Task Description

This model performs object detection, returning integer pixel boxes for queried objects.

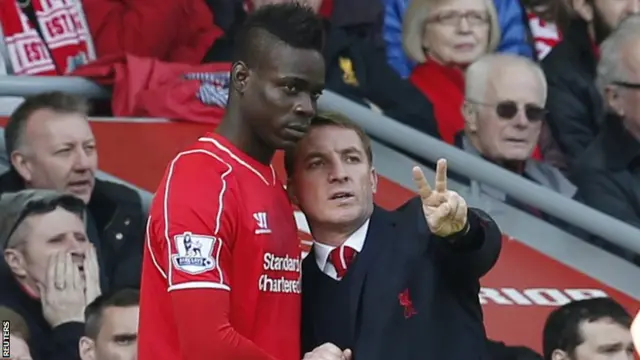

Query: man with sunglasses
[0,189,101,360]
[458,54,578,224]
[572,16,640,254]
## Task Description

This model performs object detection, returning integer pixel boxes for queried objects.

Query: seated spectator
[1,92,145,291]
[83,0,222,64]
[0,306,33,360]
[572,15,640,230]
[521,0,572,61]
[541,0,640,166]
[459,54,578,228]
[211,0,441,138]
[79,289,139,360]
[402,0,501,145]
[0,0,95,76]
[543,298,634,360]
[384,0,533,78]
[0,189,102,360]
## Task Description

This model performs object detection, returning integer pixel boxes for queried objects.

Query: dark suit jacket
[302,197,502,360]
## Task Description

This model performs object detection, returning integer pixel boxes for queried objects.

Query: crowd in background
[0,0,639,359]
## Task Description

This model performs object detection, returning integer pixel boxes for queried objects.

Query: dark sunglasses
[469,100,547,122]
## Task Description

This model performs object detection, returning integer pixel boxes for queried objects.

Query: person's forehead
[487,64,543,102]
[24,207,85,240]
[580,318,633,346]
[434,0,487,12]
[299,125,364,154]
[100,306,139,333]
[259,43,325,83]
[25,109,93,143]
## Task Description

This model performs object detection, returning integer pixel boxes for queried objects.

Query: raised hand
[412,159,468,237]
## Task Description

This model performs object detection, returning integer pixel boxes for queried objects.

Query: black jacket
[541,19,603,164]
[572,115,640,228]
[0,268,83,360]
[302,197,502,359]
[0,170,146,292]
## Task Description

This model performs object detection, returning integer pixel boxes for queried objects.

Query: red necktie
[329,246,358,279]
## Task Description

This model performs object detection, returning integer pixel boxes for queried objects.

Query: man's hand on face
[38,251,86,328]
[302,343,352,360]
[83,244,101,305]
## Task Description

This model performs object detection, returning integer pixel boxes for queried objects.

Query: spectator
[0,0,95,76]
[0,189,102,360]
[0,92,146,291]
[572,16,640,231]
[0,306,33,360]
[541,0,640,166]
[542,298,634,360]
[83,0,222,64]
[208,0,441,139]
[459,54,578,228]
[79,289,139,360]
[521,0,573,60]
[384,0,532,78]
[402,0,500,145]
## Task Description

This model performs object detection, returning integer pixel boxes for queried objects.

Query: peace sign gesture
[412,159,468,237]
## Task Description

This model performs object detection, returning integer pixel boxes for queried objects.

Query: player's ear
[78,336,96,360]
[231,61,250,95]
[370,167,378,194]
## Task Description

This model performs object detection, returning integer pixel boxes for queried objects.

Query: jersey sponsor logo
[172,232,217,275]
[480,287,608,306]
[259,252,302,294]
[254,212,272,234]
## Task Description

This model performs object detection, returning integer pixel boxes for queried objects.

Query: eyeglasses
[467,100,547,122]
[426,10,490,27]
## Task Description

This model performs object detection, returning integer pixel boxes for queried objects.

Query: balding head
[465,54,547,105]
[462,54,547,165]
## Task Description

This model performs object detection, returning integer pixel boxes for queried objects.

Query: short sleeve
[148,150,238,292]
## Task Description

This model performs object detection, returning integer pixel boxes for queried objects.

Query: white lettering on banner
[259,253,301,294]
[480,288,608,306]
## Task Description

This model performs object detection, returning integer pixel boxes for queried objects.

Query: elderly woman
[403,0,500,145]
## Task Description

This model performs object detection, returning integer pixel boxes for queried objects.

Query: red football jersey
[138,133,302,360]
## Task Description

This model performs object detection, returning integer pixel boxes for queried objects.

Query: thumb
[343,349,353,360]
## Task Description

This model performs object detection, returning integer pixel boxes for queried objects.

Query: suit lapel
[347,206,396,341]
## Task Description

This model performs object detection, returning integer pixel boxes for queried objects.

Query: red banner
[2,118,637,351]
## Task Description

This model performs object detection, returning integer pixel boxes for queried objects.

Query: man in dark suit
[285,112,502,360]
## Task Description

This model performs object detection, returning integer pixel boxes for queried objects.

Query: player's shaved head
[233,2,325,68]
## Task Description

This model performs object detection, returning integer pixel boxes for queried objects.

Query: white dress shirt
[313,219,370,280]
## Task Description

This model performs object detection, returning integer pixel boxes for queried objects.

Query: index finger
[435,159,448,193]
[412,166,433,200]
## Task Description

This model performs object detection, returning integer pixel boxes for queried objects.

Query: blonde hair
[402,0,501,63]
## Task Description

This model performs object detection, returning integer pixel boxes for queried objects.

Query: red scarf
[410,60,466,145]
[0,0,95,75]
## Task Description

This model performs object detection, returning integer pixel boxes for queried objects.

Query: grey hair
[596,15,640,97]
[402,0,501,63]
[465,53,547,103]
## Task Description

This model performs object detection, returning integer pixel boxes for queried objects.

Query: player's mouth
[329,191,355,201]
